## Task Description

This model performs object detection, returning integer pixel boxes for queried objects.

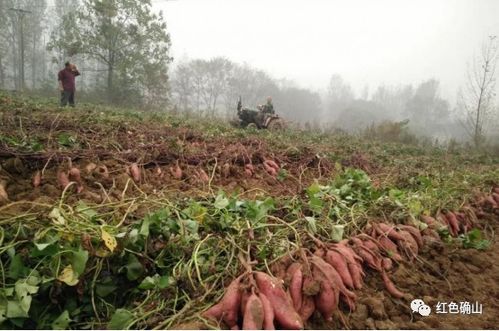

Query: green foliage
[459,229,490,250]
[48,0,172,106]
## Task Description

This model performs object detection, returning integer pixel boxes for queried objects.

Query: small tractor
[234,97,286,130]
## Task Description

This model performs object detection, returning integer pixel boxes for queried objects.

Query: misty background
[0,0,498,146]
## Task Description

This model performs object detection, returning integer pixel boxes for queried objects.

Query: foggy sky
[153,0,499,102]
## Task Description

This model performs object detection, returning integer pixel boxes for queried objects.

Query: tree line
[0,0,497,146]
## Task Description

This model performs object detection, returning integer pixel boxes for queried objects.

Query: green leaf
[305,217,317,233]
[8,255,25,279]
[330,224,345,242]
[52,310,71,330]
[125,255,143,281]
[6,300,28,318]
[138,276,156,290]
[108,309,133,330]
[158,275,170,289]
[214,194,229,209]
[96,284,117,297]
[72,248,89,275]
[139,217,150,237]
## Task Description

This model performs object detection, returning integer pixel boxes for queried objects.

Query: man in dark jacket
[58,62,80,107]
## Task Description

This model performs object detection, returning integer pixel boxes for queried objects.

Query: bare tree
[459,36,498,147]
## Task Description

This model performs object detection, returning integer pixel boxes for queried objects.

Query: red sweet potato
[333,244,364,289]
[494,187,499,194]
[381,270,406,299]
[242,293,264,330]
[311,256,356,300]
[32,170,41,188]
[288,264,303,311]
[170,164,183,179]
[325,249,354,289]
[378,236,398,253]
[240,290,251,316]
[298,295,315,323]
[259,293,275,330]
[254,272,303,330]
[376,223,405,242]
[129,163,141,183]
[397,230,419,259]
[203,302,223,321]
[85,162,97,173]
[382,257,393,271]
[397,225,423,249]
[198,169,209,182]
[68,167,84,193]
[57,170,70,189]
[444,212,460,236]
[263,162,277,177]
[302,274,320,296]
[315,284,337,321]
[313,272,338,321]
[264,159,279,170]
[221,276,243,329]
[492,193,499,204]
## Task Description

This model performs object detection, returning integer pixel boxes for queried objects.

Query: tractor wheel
[247,123,258,129]
[266,118,286,131]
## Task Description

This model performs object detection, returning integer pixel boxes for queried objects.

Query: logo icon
[411,299,431,316]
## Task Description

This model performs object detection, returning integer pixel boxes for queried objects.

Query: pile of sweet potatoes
[201,210,495,330]
[202,221,430,329]
[202,272,303,330]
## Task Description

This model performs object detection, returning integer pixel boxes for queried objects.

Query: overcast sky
[153,0,499,102]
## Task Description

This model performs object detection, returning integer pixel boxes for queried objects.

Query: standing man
[58,62,80,107]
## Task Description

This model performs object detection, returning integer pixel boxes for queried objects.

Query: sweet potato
[333,243,362,264]
[240,290,251,316]
[198,169,209,182]
[397,230,419,259]
[242,293,264,330]
[381,270,406,299]
[203,302,223,321]
[263,162,277,177]
[494,187,499,194]
[378,236,398,254]
[333,244,364,289]
[0,180,8,203]
[492,193,499,204]
[302,274,320,296]
[264,159,279,170]
[349,262,364,290]
[357,246,382,271]
[57,170,70,189]
[376,223,405,241]
[221,276,243,329]
[85,162,97,173]
[32,170,42,188]
[170,164,183,179]
[313,270,338,321]
[69,167,84,193]
[325,249,354,289]
[289,265,303,311]
[129,163,141,183]
[311,256,356,300]
[254,272,303,330]
[259,293,275,330]
[298,295,315,323]
[382,257,393,270]
[444,212,460,236]
[397,225,423,249]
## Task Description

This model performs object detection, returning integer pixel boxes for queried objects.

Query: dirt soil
[1,103,498,330]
